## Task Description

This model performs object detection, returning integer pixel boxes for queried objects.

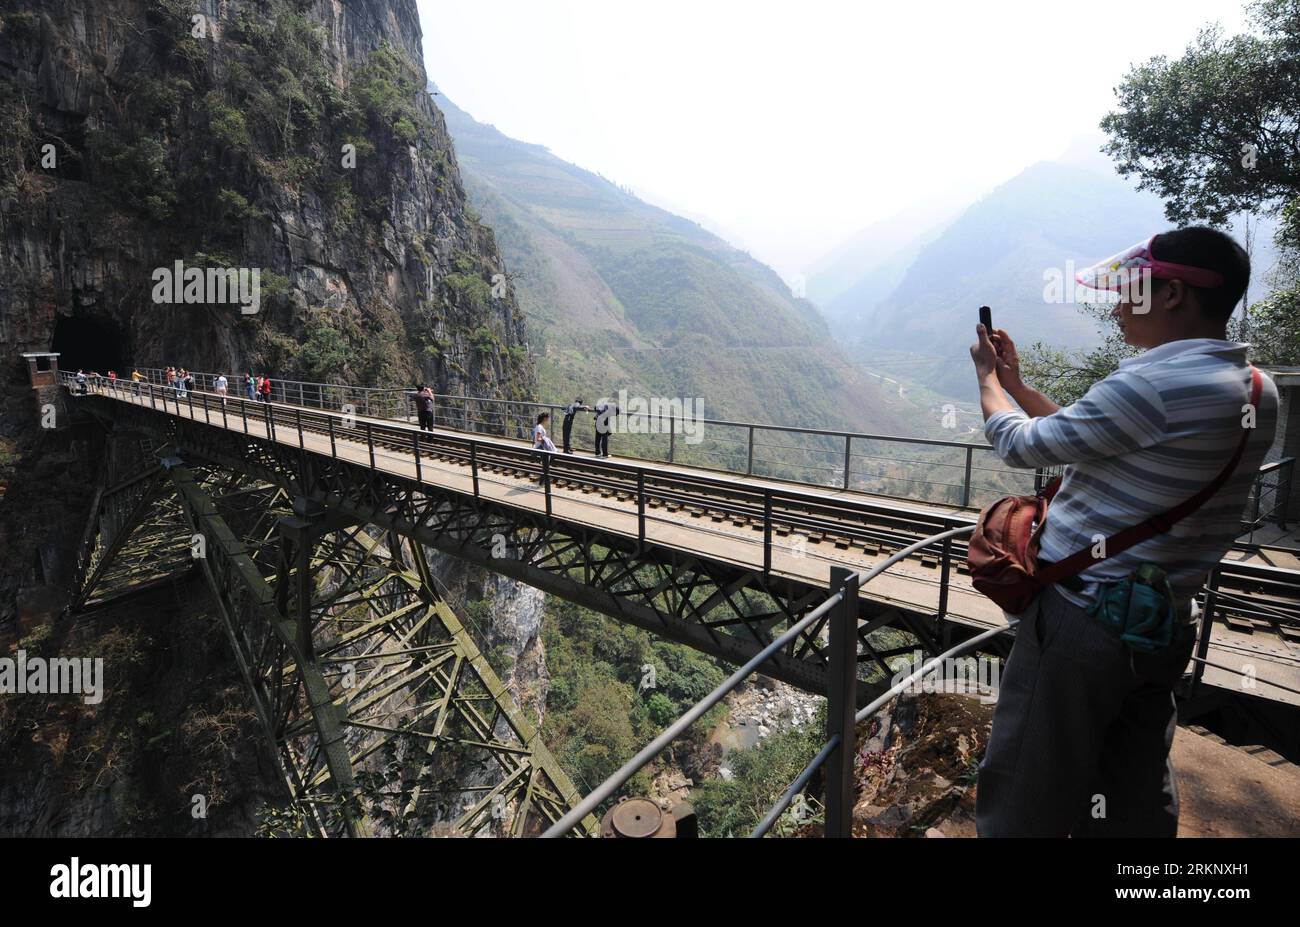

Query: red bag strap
[1037,367,1262,587]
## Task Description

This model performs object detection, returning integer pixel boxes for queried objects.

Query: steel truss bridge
[60,375,1300,836]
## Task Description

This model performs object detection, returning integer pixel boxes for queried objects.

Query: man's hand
[979,325,1062,419]
[991,327,1023,390]
[970,324,999,379]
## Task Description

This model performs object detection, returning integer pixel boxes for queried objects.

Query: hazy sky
[417,0,1252,278]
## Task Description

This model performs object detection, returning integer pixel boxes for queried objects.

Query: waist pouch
[1085,563,1176,652]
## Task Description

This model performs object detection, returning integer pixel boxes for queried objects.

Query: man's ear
[1161,279,1187,312]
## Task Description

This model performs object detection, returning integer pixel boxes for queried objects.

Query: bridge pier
[275,497,354,662]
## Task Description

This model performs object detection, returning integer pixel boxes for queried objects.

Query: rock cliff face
[0,0,548,834]
[0,0,530,392]
[429,552,550,721]
[1,0,534,620]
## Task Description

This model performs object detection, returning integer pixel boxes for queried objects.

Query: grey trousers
[976,585,1196,837]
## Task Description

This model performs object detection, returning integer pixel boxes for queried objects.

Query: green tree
[644,691,677,727]
[1099,0,1299,226]
[1025,0,1300,396]
[1021,304,1139,406]
[691,722,824,837]
[1247,198,1300,363]
[298,310,350,381]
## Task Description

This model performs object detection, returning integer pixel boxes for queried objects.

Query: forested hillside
[435,85,942,436]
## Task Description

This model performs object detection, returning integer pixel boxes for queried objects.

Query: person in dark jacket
[593,398,619,458]
[408,385,435,432]
[560,398,590,454]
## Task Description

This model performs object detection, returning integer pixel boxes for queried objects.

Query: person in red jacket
[259,376,272,403]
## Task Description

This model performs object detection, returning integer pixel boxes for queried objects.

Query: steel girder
[101,398,996,703]
[71,465,199,610]
[251,496,595,837]
[69,427,596,836]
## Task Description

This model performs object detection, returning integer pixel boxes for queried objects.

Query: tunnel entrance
[51,315,129,374]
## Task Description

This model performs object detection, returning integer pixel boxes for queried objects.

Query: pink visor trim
[1075,235,1226,292]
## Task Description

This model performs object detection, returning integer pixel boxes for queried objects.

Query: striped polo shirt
[984,339,1279,611]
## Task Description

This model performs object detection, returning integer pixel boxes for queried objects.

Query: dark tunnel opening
[51,315,129,375]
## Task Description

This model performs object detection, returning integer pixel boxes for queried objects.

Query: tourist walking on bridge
[534,411,557,453]
[561,398,591,454]
[259,375,272,403]
[245,372,256,401]
[215,373,228,405]
[967,227,1278,838]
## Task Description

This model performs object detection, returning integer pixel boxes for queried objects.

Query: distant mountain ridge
[806,200,958,313]
[809,158,1173,397]
[434,83,946,436]
[807,145,1281,400]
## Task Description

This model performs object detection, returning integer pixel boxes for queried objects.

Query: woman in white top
[534,412,556,490]
[215,373,228,404]
[534,412,557,452]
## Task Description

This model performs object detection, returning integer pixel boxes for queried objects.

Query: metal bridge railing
[102,368,1296,524]
[1241,457,1294,538]
[90,368,1295,530]
[751,618,1015,838]
[541,557,1300,838]
[106,367,1050,510]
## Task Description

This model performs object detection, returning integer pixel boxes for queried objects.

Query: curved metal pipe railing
[540,524,978,838]
[750,620,1013,838]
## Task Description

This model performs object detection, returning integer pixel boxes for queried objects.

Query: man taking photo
[969,226,1278,837]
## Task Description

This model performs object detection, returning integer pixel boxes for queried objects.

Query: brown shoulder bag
[967,367,1262,614]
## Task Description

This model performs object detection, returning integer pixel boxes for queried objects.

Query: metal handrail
[106,366,1294,520]
[751,619,1015,838]
[539,524,977,838]
[1188,655,1300,697]
[108,366,1024,505]
[121,364,985,446]
[1242,456,1295,533]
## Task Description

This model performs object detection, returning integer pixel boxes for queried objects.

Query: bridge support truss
[70,426,595,837]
